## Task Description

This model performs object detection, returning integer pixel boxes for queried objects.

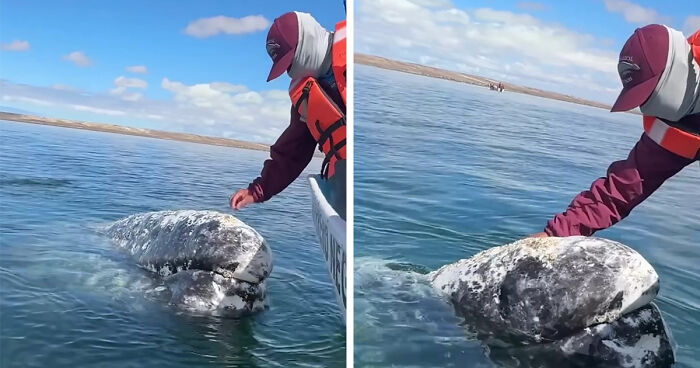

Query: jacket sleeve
[544,133,694,236]
[247,107,317,203]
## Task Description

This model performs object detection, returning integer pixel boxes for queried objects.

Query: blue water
[0,121,345,367]
[354,65,699,367]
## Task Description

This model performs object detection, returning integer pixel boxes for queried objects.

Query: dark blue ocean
[354,65,699,367]
[0,121,345,367]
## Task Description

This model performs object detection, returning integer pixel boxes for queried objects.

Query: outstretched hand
[230,189,255,211]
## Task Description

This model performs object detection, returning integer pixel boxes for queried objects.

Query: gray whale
[105,210,272,316]
[429,236,674,367]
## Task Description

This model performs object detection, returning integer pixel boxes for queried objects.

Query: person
[229,12,347,218]
[533,24,699,238]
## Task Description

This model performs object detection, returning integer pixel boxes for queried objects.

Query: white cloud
[0,79,290,143]
[114,76,148,89]
[210,82,249,93]
[184,15,270,38]
[410,0,453,7]
[160,78,288,126]
[356,0,620,102]
[2,40,30,51]
[110,86,127,95]
[146,114,164,120]
[517,2,546,11]
[52,84,76,91]
[122,92,143,102]
[110,76,148,100]
[602,0,670,25]
[63,51,92,67]
[70,104,126,116]
[126,65,148,74]
[2,95,55,106]
[684,15,700,36]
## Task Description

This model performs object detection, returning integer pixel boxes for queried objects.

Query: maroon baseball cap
[611,24,669,112]
[266,12,299,82]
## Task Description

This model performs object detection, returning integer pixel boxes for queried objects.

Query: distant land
[0,111,271,152]
[355,53,639,114]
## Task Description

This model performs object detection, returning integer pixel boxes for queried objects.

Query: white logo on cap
[618,60,640,84]
[266,40,280,60]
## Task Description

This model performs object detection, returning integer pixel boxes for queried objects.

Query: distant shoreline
[0,111,272,152]
[355,53,638,114]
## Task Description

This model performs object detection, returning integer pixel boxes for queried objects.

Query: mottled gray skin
[105,210,272,316]
[429,236,674,366]
[429,237,659,344]
[488,303,674,368]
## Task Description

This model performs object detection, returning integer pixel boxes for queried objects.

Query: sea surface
[0,121,345,367]
[354,64,699,367]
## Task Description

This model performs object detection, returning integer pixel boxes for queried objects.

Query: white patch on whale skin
[602,335,661,368]
[220,295,246,311]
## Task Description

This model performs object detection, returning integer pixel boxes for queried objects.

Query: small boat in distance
[489,82,505,92]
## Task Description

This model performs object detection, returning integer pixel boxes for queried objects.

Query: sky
[355,0,700,104]
[2,1,698,142]
[0,1,345,143]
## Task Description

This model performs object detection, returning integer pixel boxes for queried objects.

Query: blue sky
[1,1,345,143]
[3,0,699,140]
[356,0,699,104]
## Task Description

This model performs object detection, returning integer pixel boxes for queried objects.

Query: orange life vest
[289,20,347,178]
[642,29,700,160]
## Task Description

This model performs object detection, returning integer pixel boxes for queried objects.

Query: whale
[105,210,272,316]
[428,236,674,367]
[486,302,674,367]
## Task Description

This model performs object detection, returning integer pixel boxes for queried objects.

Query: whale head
[429,236,659,343]
[106,210,273,316]
[428,236,673,366]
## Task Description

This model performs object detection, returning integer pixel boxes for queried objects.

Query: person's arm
[543,133,694,237]
[243,107,317,203]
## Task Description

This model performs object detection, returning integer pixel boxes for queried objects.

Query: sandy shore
[0,111,273,152]
[355,53,632,112]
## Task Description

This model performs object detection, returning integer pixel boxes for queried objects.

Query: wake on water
[354,257,480,365]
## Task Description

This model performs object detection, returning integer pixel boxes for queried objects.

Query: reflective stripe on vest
[641,30,700,160]
[290,78,346,178]
[643,116,700,159]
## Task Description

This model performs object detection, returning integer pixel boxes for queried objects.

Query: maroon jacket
[545,114,699,236]
[247,78,344,202]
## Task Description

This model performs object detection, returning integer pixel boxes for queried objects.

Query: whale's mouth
[142,259,240,278]
[163,269,267,316]
[138,259,269,316]
[212,263,239,279]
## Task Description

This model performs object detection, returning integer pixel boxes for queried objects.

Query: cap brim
[610,73,662,112]
[266,51,295,82]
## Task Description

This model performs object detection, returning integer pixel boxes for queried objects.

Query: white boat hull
[308,174,346,321]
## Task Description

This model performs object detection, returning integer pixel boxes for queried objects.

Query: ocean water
[354,65,699,367]
[0,121,345,367]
